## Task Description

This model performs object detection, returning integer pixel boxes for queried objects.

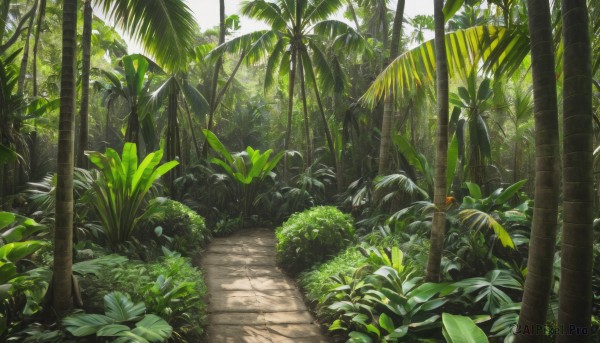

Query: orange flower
[445,196,456,205]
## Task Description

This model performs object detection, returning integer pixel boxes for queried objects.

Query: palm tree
[76,0,92,169]
[53,0,77,314]
[209,0,363,178]
[425,0,449,283]
[406,15,434,45]
[378,0,405,175]
[557,0,594,341]
[515,0,560,341]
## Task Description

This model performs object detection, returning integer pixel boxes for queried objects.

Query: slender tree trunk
[53,0,77,314]
[182,96,202,161]
[308,58,341,192]
[32,0,46,98]
[203,0,226,158]
[166,80,180,193]
[283,48,298,177]
[76,0,92,169]
[378,0,405,174]
[124,104,139,146]
[17,0,37,94]
[425,0,449,283]
[557,1,594,341]
[298,56,312,167]
[515,1,560,341]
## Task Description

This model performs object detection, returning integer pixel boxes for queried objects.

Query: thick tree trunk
[557,1,594,341]
[76,0,92,169]
[425,0,449,283]
[378,0,405,174]
[166,81,180,193]
[53,0,77,314]
[515,1,560,341]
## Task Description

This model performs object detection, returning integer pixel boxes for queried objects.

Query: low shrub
[79,254,207,341]
[299,245,366,302]
[275,206,355,273]
[139,197,211,254]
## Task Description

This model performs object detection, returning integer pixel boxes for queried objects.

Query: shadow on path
[199,228,329,343]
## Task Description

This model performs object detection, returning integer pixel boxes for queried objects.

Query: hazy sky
[192,0,434,32]
[106,1,435,53]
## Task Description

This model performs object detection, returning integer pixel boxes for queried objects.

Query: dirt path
[200,228,329,343]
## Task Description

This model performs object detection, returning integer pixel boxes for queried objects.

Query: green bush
[79,255,207,341]
[299,245,366,302]
[140,198,211,254]
[275,206,355,273]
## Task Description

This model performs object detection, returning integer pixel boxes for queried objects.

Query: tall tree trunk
[17,0,37,94]
[182,95,202,161]
[425,0,449,283]
[53,0,77,314]
[203,0,226,158]
[166,80,180,193]
[105,99,112,149]
[308,56,341,192]
[298,55,312,167]
[515,1,560,341]
[283,48,298,178]
[76,0,92,169]
[32,0,46,98]
[557,1,594,341]
[347,0,360,31]
[378,0,405,175]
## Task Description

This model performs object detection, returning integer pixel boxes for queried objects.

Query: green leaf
[494,179,527,205]
[202,130,233,163]
[96,324,130,337]
[63,314,115,336]
[442,313,489,343]
[443,0,465,22]
[0,212,16,231]
[0,144,17,166]
[104,292,146,322]
[0,241,45,262]
[379,313,395,334]
[465,182,482,199]
[446,134,459,194]
[348,331,373,343]
[131,314,173,342]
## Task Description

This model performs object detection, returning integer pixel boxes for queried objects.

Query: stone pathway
[200,228,329,343]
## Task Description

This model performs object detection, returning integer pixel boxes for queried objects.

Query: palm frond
[206,30,271,64]
[362,25,519,106]
[94,0,198,72]
[241,0,288,31]
[304,0,345,27]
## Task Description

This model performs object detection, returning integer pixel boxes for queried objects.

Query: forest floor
[198,228,329,342]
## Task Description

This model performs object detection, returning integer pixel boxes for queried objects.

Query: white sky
[103,1,435,54]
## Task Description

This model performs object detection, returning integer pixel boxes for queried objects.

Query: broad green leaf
[63,314,115,336]
[104,292,146,322]
[442,313,489,343]
[132,315,172,342]
[0,241,45,262]
[0,212,15,231]
[202,130,233,163]
[379,313,395,334]
[465,182,482,199]
[96,324,130,337]
[494,179,527,205]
